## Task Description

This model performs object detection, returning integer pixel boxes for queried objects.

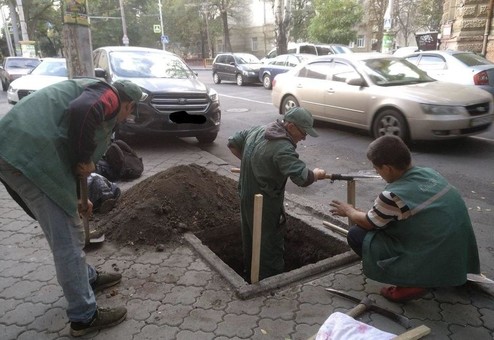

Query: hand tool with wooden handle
[78,177,105,246]
[325,288,412,329]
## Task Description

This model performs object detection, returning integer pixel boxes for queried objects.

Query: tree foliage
[308,0,363,44]
[290,0,315,42]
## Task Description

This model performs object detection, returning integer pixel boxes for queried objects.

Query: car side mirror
[346,77,365,86]
[229,62,235,66]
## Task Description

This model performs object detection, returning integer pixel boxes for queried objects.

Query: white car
[7,58,68,104]
[404,50,494,97]
[271,53,494,142]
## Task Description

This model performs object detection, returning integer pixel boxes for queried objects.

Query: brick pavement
[1,138,493,339]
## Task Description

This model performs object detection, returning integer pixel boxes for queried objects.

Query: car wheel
[263,74,272,90]
[280,95,299,115]
[372,109,410,142]
[236,74,244,86]
[196,133,217,144]
[213,72,221,84]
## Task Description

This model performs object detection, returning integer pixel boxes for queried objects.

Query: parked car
[315,44,353,55]
[0,56,41,91]
[7,58,67,104]
[393,46,419,57]
[404,49,494,96]
[258,53,315,90]
[261,43,352,63]
[271,53,494,142]
[212,53,263,86]
[93,46,221,143]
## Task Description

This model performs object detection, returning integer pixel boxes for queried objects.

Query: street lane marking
[471,135,494,142]
[219,94,272,105]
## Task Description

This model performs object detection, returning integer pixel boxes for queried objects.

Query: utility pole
[15,0,28,41]
[119,0,129,46]
[62,0,94,78]
[158,0,165,50]
[381,0,394,54]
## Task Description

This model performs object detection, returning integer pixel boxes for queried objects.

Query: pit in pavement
[94,164,358,297]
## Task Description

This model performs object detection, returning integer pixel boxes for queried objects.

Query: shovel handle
[79,177,90,246]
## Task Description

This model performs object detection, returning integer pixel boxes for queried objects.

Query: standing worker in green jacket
[228,107,326,281]
[330,135,480,302]
[0,78,147,336]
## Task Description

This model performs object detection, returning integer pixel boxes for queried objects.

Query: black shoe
[91,271,122,293]
[70,306,127,337]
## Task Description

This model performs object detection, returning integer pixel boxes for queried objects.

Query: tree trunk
[221,11,232,52]
[61,0,93,78]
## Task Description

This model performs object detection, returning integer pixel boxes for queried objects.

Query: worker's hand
[313,168,326,181]
[75,162,95,178]
[78,199,93,217]
[329,200,353,217]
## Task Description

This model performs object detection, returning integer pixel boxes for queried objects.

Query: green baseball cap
[283,107,318,137]
[113,79,148,102]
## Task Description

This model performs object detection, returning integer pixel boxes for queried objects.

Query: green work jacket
[362,167,480,287]
[0,79,117,217]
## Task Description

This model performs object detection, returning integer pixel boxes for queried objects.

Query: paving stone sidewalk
[1,139,493,339]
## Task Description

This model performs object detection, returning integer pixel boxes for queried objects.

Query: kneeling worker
[330,135,480,302]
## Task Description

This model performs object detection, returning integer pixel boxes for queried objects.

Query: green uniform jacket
[362,167,480,287]
[228,121,316,279]
[0,79,119,217]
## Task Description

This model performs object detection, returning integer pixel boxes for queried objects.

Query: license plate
[471,116,492,127]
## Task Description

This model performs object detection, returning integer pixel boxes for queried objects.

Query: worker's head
[113,80,148,122]
[367,135,411,183]
[283,107,318,142]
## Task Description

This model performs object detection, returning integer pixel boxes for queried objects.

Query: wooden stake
[251,194,263,284]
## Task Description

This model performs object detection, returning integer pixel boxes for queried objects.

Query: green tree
[308,0,363,44]
[290,0,315,42]
[415,0,442,32]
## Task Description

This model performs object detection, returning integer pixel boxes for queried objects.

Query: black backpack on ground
[96,140,144,181]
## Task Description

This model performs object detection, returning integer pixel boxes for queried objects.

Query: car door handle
[327,88,335,93]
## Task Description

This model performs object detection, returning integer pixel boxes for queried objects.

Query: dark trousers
[347,225,368,258]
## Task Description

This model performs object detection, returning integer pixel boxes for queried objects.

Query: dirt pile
[94,164,240,246]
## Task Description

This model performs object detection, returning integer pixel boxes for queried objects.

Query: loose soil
[95,164,349,277]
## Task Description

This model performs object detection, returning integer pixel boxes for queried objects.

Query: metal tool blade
[325,288,411,329]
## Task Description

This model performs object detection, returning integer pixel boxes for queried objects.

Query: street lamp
[381,0,394,54]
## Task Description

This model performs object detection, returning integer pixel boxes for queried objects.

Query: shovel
[79,177,105,246]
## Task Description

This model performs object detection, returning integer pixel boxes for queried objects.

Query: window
[252,37,258,51]
[299,62,332,80]
[356,36,365,48]
[332,62,360,83]
[417,55,447,70]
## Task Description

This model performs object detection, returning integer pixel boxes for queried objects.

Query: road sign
[153,25,161,34]
[161,35,169,44]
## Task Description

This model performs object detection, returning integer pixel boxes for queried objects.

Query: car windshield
[452,52,494,66]
[7,58,40,69]
[235,54,260,64]
[109,51,194,78]
[362,58,434,86]
[31,60,67,77]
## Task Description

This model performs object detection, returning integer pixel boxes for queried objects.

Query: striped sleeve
[366,190,410,229]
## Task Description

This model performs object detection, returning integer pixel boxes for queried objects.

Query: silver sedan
[271,53,494,142]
